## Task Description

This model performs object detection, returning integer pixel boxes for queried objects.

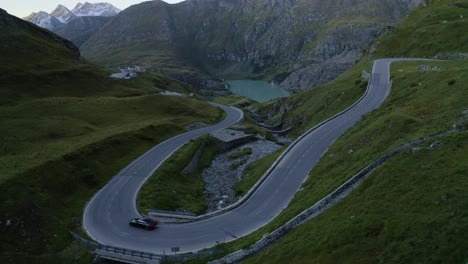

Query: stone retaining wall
[182,139,209,176]
[216,135,258,151]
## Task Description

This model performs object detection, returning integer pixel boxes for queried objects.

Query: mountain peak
[23,12,37,20]
[51,4,70,14]
[51,4,76,23]
[74,2,84,10]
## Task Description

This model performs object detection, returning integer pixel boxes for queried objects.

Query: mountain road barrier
[209,128,462,264]
[82,58,441,257]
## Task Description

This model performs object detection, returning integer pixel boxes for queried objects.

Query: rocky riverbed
[203,128,284,212]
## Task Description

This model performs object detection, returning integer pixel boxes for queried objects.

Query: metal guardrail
[70,231,162,261]
[164,248,227,262]
[70,231,226,262]
[147,209,197,217]
[147,209,197,219]
[97,245,162,261]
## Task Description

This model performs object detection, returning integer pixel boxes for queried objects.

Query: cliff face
[81,0,425,91]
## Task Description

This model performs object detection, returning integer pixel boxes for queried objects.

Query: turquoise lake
[226,80,290,103]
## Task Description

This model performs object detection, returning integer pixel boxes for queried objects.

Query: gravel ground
[274,134,293,144]
[203,134,282,212]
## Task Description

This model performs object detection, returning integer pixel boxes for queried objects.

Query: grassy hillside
[241,59,468,263]
[138,136,222,214]
[0,95,220,183]
[223,1,468,263]
[373,0,468,58]
[259,63,370,136]
[247,132,468,263]
[0,9,223,263]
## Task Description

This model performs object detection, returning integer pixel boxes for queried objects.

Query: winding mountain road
[84,59,430,254]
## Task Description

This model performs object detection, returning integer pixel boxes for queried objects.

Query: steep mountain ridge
[81,0,426,91]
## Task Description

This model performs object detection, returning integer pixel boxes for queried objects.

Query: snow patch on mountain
[72,2,121,17]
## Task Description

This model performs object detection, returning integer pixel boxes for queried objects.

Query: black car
[129,218,158,230]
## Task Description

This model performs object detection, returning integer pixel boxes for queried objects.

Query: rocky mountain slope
[81,0,426,91]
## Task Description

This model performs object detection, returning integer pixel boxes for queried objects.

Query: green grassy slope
[261,64,370,136]
[0,95,220,183]
[373,0,468,58]
[237,1,468,262]
[233,147,285,197]
[0,9,223,263]
[247,132,468,264]
[138,136,222,214]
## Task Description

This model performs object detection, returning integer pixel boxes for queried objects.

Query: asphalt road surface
[84,59,429,254]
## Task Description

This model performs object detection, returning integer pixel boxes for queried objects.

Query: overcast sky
[2,0,185,18]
